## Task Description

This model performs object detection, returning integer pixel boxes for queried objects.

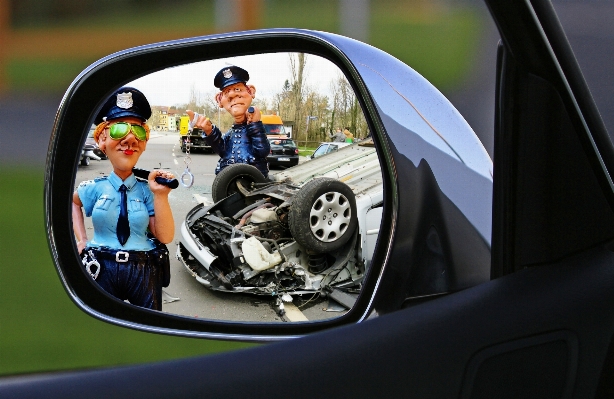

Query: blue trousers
[86,248,163,310]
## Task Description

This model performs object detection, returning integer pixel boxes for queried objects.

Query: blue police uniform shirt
[77,172,155,251]
[203,121,271,177]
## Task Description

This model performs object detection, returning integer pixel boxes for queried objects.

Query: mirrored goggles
[108,122,147,141]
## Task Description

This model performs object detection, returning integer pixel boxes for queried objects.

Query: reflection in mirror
[74,53,382,323]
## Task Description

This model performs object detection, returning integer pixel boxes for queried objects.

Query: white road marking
[284,302,309,322]
[173,159,178,165]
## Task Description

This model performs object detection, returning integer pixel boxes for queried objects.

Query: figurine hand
[77,240,87,254]
[246,106,261,123]
[186,110,213,135]
[148,170,174,195]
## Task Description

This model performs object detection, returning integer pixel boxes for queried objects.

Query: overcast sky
[128,52,344,108]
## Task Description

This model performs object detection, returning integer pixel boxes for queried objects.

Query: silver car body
[177,140,383,295]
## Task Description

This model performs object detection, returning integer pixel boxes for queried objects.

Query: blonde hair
[93,121,150,142]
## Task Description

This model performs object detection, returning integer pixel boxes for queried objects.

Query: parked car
[5,1,614,397]
[266,136,299,167]
[78,124,105,166]
[86,124,107,160]
[79,143,99,166]
[310,141,352,159]
[179,127,212,153]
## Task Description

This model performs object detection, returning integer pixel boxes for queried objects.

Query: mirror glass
[73,53,382,323]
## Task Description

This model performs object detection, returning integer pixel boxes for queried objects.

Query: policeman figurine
[72,87,175,311]
[187,65,271,177]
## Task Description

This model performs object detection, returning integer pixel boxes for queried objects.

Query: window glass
[551,0,614,140]
[312,144,329,157]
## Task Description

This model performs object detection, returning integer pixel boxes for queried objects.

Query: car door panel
[3,245,614,398]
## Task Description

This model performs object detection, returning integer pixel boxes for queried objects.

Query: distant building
[166,108,178,131]
[151,106,180,131]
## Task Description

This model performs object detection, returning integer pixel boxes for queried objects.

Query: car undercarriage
[177,141,383,312]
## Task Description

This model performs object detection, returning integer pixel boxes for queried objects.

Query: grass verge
[6,2,482,93]
[0,166,252,376]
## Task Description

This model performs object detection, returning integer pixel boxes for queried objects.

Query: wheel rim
[309,191,352,242]
[227,176,252,196]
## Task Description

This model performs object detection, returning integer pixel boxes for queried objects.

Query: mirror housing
[46,28,492,340]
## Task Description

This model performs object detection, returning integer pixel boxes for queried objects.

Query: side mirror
[46,29,493,341]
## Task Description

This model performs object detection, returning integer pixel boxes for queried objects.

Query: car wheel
[80,156,90,166]
[211,164,268,202]
[289,178,357,253]
[180,143,187,153]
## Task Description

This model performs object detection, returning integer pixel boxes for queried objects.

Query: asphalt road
[74,132,344,323]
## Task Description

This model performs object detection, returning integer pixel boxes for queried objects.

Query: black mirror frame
[45,29,398,341]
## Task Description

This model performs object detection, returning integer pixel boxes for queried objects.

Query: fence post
[0,0,10,93]
[236,0,263,31]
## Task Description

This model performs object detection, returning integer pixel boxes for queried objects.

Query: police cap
[214,66,249,90]
[94,87,152,125]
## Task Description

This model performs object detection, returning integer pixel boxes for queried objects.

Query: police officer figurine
[187,65,271,177]
[72,87,175,311]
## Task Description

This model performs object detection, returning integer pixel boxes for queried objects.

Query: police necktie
[117,184,130,245]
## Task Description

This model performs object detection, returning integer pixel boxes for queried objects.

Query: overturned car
[177,140,382,308]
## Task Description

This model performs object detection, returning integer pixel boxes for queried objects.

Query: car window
[269,139,295,147]
[312,144,329,157]
[551,1,614,141]
[264,124,286,135]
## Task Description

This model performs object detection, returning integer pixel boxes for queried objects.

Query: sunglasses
[108,122,147,141]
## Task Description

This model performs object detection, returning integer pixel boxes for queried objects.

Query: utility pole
[216,0,263,32]
[305,115,318,148]
[339,0,370,42]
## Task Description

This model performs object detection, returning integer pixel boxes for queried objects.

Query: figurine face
[98,116,148,179]
[217,82,256,122]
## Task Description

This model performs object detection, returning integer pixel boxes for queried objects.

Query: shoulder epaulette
[77,178,103,188]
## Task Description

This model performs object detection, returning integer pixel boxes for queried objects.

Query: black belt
[86,247,161,263]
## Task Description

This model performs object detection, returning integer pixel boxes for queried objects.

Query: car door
[312,143,329,158]
[3,0,614,398]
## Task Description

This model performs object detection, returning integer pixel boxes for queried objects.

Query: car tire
[80,156,90,166]
[211,164,268,202]
[289,178,357,253]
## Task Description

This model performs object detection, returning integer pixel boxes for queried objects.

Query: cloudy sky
[128,52,344,108]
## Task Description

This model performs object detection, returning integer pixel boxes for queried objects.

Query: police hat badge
[95,87,152,124]
[214,65,250,90]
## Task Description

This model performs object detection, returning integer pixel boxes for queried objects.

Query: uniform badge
[223,69,233,79]
[78,180,93,187]
[116,92,133,109]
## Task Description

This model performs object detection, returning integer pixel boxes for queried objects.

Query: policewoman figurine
[187,65,271,177]
[72,87,175,311]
